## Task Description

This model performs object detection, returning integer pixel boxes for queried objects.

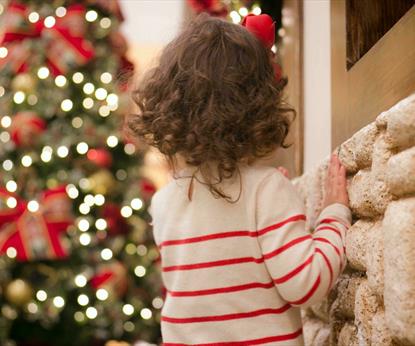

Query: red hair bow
[241,14,275,50]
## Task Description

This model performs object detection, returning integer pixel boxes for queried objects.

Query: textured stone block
[331,273,364,319]
[384,197,415,345]
[348,170,392,218]
[371,310,393,346]
[345,220,374,271]
[338,323,359,346]
[310,298,330,324]
[355,280,380,345]
[339,123,379,174]
[376,93,415,149]
[366,221,384,299]
[371,134,394,180]
[386,146,415,197]
[302,316,330,346]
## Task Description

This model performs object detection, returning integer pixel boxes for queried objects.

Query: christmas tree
[0,1,162,345]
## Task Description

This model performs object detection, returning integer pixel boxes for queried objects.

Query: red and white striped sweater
[150,164,351,346]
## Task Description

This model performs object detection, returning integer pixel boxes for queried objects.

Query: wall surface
[293,94,415,345]
[303,0,332,172]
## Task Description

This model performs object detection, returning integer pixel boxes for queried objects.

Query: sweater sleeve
[256,171,352,308]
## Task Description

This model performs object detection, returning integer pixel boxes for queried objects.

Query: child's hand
[277,166,289,178]
[322,154,349,208]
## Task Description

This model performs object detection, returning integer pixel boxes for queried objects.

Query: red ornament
[10,111,46,147]
[187,0,228,17]
[87,148,113,168]
[90,261,128,298]
[139,178,157,201]
[101,203,130,236]
[0,186,73,261]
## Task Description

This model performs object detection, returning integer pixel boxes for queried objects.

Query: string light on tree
[82,97,94,109]
[66,184,79,199]
[72,72,84,84]
[77,294,89,306]
[79,203,91,215]
[57,145,69,158]
[74,311,85,323]
[44,16,56,28]
[137,245,148,256]
[122,304,134,316]
[106,135,118,148]
[72,117,83,128]
[41,146,53,162]
[1,115,12,128]
[27,94,38,105]
[95,218,107,230]
[85,10,98,22]
[7,197,17,208]
[230,11,241,23]
[0,131,10,143]
[55,75,67,87]
[131,198,143,210]
[252,6,262,15]
[134,265,146,278]
[94,194,105,206]
[55,6,67,17]
[121,206,132,218]
[0,47,8,58]
[100,17,111,29]
[61,99,73,112]
[95,87,107,100]
[83,82,94,95]
[53,296,65,308]
[13,91,25,104]
[98,105,110,117]
[76,142,89,154]
[37,67,50,79]
[152,297,164,309]
[21,155,33,167]
[6,180,17,192]
[28,11,40,23]
[100,72,112,84]
[101,248,113,261]
[140,308,152,320]
[84,194,95,206]
[79,233,91,246]
[238,7,248,16]
[86,307,97,319]
[27,302,38,314]
[36,290,47,302]
[6,247,17,259]
[3,159,13,171]
[27,200,39,212]
[96,288,108,301]
[77,218,90,232]
[74,274,87,288]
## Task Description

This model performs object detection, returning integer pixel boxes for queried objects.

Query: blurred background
[0,0,414,345]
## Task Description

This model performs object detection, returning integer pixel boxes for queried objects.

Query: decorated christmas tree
[0,1,161,345]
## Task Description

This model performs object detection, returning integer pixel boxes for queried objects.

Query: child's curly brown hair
[127,13,294,202]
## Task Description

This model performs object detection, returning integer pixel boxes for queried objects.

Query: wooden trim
[277,0,304,176]
[331,3,415,148]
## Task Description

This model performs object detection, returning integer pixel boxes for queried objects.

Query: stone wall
[293,94,415,345]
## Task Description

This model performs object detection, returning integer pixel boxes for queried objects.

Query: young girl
[128,13,351,346]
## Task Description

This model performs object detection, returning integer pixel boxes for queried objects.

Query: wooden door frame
[331,2,415,148]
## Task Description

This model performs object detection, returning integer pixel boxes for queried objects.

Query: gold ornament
[5,279,33,306]
[89,170,116,195]
[11,73,37,93]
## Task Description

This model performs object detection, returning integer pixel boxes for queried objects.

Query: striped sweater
[150,164,351,345]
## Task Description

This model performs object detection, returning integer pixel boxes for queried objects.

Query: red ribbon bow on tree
[0,1,95,75]
[241,13,282,82]
[0,186,73,261]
